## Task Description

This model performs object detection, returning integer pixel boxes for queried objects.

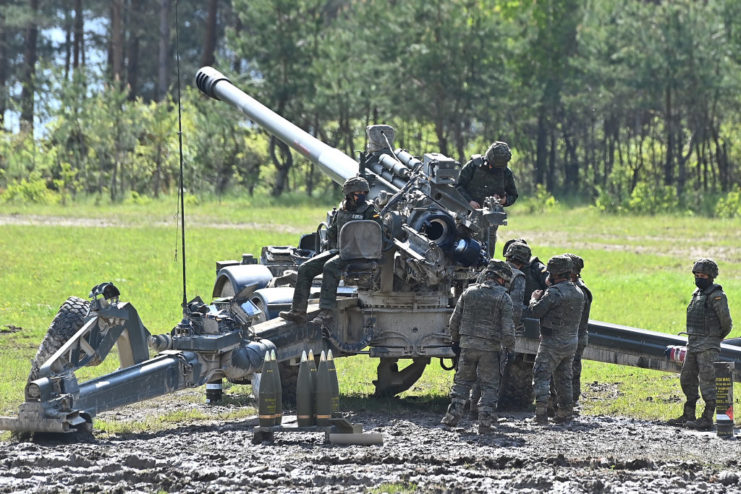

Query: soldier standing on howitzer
[279,176,382,329]
[455,141,518,257]
[442,260,516,433]
[667,258,733,431]
[525,255,584,425]
[564,253,592,411]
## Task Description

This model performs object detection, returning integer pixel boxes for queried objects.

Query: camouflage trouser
[534,341,577,410]
[486,226,498,258]
[292,251,349,311]
[572,339,587,403]
[680,348,719,404]
[451,348,501,413]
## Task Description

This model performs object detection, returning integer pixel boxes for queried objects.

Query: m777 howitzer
[2,68,740,436]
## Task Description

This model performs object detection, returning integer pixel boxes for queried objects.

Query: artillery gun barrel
[195,66,358,185]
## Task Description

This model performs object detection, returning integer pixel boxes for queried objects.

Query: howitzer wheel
[497,353,534,411]
[28,296,90,383]
[372,357,429,397]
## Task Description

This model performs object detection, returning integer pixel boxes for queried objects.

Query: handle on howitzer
[195,66,359,185]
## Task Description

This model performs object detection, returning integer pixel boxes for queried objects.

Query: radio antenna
[175,0,188,312]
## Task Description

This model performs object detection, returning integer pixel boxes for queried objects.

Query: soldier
[668,258,733,430]
[504,240,548,304]
[564,253,592,409]
[279,176,382,328]
[526,255,584,425]
[442,260,515,433]
[456,141,518,256]
[469,254,525,417]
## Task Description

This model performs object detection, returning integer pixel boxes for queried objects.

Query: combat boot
[667,401,696,426]
[554,407,573,425]
[310,309,334,328]
[477,409,496,434]
[534,403,548,425]
[441,400,465,427]
[686,401,715,431]
[279,309,307,324]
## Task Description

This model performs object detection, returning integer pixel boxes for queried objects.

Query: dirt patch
[1,400,738,493]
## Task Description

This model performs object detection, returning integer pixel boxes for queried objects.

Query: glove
[451,341,461,356]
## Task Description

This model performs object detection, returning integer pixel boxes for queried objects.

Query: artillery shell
[271,349,283,426]
[327,350,340,417]
[315,350,332,426]
[258,352,277,427]
[296,350,315,427]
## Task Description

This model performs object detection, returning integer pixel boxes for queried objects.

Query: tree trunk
[158,0,170,101]
[200,0,218,67]
[127,0,142,100]
[535,109,547,186]
[664,86,674,186]
[269,136,293,196]
[64,8,72,79]
[73,0,84,69]
[20,0,39,132]
[110,0,124,86]
[0,11,7,127]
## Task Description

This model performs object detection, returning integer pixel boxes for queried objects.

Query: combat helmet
[343,176,370,196]
[485,141,512,168]
[692,258,718,279]
[564,253,584,275]
[505,241,531,265]
[546,255,573,278]
[486,259,513,283]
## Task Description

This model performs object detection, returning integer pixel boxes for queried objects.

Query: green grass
[1,202,740,427]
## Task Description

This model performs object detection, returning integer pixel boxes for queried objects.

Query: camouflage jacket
[521,257,549,303]
[326,200,382,250]
[449,281,515,351]
[455,156,518,206]
[576,279,593,343]
[507,263,526,328]
[686,283,733,352]
[526,280,584,346]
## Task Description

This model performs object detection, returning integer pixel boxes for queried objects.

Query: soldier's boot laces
[686,401,715,431]
[534,403,548,425]
[667,402,696,426]
[279,309,307,324]
[310,309,334,328]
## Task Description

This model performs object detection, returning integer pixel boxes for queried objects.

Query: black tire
[28,297,90,383]
[497,353,534,411]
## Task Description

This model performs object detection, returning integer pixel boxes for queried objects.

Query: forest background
[2,0,741,216]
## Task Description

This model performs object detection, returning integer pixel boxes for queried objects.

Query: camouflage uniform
[571,277,592,403]
[442,262,515,431]
[469,260,525,413]
[672,259,732,430]
[456,142,517,256]
[282,177,381,323]
[565,254,592,404]
[526,255,584,424]
[521,256,549,303]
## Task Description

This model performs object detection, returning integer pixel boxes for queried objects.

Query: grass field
[1,198,739,429]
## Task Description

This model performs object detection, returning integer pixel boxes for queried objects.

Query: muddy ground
[1,395,739,494]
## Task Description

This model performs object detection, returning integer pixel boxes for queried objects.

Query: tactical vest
[464,162,510,204]
[686,285,723,338]
[522,257,548,302]
[328,202,378,249]
[459,282,510,349]
[540,281,584,341]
